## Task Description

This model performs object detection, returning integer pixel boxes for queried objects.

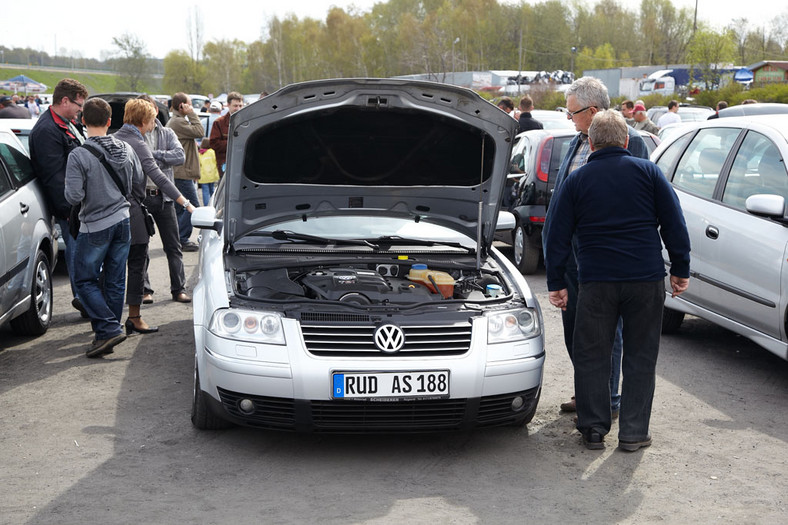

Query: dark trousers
[561,253,622,411]
[175,179,199,243]
[573,280,665,441]
[126,243,149,306]
[142,195,185,295]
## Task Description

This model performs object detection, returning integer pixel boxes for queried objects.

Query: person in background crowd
[742,99,758,104]
[708,100,728,120]
[198,138,219,205]
[545,76,650,422]
[209,91,243,178]
[29,78,89,317]
[544,109,690,451]
[657,100,681,128]
[200,99,211,113]
[64,98,142,358]
[496,96,517,119]
[0,95,31,118]
[114,99,196,333]
[517,95,543,133]
[136,94,189,306]
[631,103,660,134]
[25,95,41,118]
[619,99,635,126]
[167,92,205,252]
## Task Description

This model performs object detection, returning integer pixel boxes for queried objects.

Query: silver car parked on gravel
[189,79,546,432]
[652,115,788,361]
[0,126,57,336]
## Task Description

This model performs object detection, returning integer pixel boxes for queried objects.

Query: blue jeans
[201,182,215,206]
[73,219,131,340]
[56,217,78,299]
[572,280,665,441]
[174,179,199,243]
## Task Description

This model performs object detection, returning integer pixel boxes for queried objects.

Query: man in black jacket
[517,95,543,133]
[29,78,90,316]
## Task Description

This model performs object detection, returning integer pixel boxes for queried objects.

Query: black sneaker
[181,241,199,252]
[86,333,127,358]
[618,437,652,452]
[582,431,605,450]
[71,297,90,319]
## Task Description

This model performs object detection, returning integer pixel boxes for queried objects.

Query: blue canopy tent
[0,74,48,94]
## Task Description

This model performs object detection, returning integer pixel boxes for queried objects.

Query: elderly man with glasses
[30,77,90,318]
[544,76,649,425]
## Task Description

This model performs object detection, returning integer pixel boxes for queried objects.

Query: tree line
[3,0,786,96]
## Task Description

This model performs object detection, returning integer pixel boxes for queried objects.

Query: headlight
[487,308,540,343]
[209,309,286,345]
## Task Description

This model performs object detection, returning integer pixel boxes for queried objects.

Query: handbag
[81,142,155,238]
[140,202,156,236]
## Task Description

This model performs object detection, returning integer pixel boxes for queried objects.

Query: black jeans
[142,195,186,295]
[573,280,664,442]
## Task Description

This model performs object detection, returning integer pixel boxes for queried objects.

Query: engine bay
[235,262,508,305]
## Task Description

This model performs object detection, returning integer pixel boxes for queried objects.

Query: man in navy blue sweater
[544,109,690,451]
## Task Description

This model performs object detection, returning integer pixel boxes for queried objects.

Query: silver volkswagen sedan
[651,115,788,361]
[189,79,546,432]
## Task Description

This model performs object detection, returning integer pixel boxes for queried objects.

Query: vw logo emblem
[374,324,405,353]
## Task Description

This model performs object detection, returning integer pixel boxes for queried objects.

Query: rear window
[242,107,497,187]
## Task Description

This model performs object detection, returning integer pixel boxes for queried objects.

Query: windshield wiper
[369,235,474,253]
[263,230,380,249]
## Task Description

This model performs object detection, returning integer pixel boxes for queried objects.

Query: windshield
[236,216,475,249]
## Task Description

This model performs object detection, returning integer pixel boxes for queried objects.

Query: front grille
[301,323,473,357]
[217,388,296,430]
[311,398,467,432]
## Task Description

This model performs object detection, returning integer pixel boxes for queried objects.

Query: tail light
[536,137,553,182]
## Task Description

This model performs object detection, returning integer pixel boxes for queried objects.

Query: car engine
[235,264,505,305]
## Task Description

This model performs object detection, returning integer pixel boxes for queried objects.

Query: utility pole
[452,37,460,85]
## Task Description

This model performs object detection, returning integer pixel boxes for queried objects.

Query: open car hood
[221,78,518,251]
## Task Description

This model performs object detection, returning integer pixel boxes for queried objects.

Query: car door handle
[706,225,719,240]
[19,202,30,214]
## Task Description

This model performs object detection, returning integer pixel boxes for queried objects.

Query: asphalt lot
[1,239,786,524]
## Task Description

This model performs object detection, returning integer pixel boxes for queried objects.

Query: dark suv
[506,129,660,274]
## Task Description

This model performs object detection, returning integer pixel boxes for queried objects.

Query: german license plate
[332,371,450,400]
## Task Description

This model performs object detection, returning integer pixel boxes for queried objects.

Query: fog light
[238,398,255,414]
[511,396,525,411]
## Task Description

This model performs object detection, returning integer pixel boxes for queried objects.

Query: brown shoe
[560,397,576,412]
[172,292,192,303]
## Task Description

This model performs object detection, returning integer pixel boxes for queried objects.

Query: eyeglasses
[565,105,596,119]
[69,98,83,108]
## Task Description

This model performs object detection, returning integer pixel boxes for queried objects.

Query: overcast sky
[0,0,777,61]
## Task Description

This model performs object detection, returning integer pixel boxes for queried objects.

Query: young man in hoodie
[64,98,144,358]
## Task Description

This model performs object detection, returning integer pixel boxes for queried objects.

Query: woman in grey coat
[114,99,195,334]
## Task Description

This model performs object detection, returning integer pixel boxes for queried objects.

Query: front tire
[11,249,52,336]
[512,224,540,274]
[191,361,233,430]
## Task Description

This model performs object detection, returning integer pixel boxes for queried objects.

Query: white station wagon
[189,79,545,432]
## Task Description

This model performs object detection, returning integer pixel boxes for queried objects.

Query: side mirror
[191,206,221,231]
[496,211,516,231]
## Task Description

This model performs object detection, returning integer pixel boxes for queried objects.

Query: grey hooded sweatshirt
[64,135,143,234]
